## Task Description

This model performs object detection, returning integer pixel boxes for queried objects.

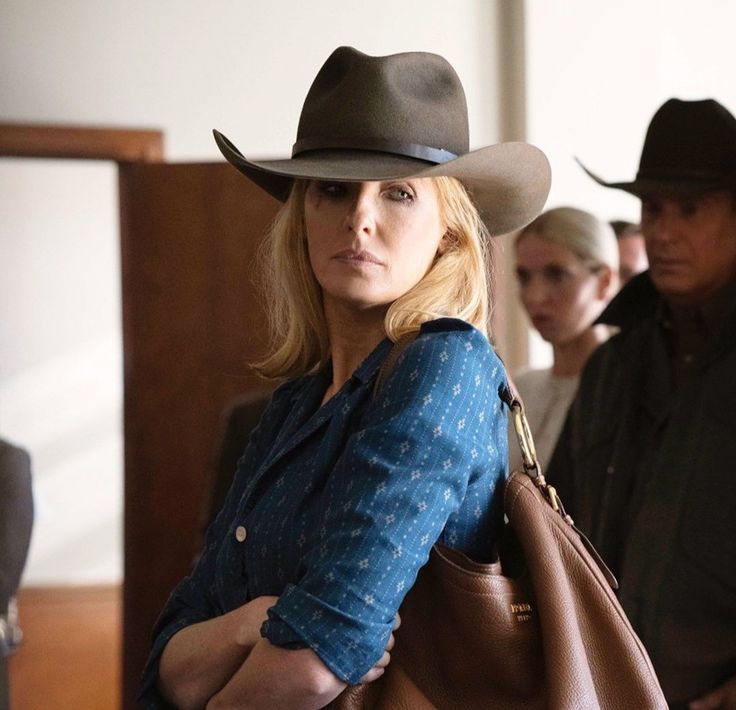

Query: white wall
[0,0,505,584]
[1,1,503,160]
[522,0,736,368]
[0,159,122,584]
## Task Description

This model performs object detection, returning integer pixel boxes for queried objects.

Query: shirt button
[235,525,247,543]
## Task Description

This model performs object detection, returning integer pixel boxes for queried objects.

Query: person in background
[196,394,270,555]
[509,207,618,473]
[553,98,736,709]
[138,46,550,709]
[610,219,648,284]
[0,438,34,710]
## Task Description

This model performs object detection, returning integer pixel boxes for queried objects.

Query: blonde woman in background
[510,207,619,472]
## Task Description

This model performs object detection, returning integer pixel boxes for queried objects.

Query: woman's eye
[317,182,346,199]
[543,266,567,283]
[386,185,414,202]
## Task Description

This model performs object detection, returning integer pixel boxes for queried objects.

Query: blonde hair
[516,206,619,272]
[254,176,492,380]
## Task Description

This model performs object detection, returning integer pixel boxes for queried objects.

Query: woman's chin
[323,289,392,314]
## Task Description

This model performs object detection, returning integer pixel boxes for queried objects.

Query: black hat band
[292,136,458,165]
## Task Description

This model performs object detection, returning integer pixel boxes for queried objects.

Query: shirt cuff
[261,583,392,685]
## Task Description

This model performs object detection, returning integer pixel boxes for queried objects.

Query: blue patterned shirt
[139,318,508,704]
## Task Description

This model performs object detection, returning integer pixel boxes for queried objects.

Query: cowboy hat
[214,46,550,236]
[579,98,736,197]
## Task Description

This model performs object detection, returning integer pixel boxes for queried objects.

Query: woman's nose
[344,189,377,235]
[522,278,547,307]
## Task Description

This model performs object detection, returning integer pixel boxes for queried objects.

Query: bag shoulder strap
[373,331,419,399]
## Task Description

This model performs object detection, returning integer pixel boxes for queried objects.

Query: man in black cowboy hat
[549,98,736,709]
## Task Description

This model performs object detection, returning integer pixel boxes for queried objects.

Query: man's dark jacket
[548,272,736,706]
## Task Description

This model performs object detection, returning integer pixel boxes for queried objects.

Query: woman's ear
[437,227,454,256]
[597,265,619,301]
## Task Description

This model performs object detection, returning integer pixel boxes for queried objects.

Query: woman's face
[515,233,611,347]
[304,178,446,314]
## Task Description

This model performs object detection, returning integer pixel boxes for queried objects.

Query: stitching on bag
[505,475,525,518]
[428,548,516,591]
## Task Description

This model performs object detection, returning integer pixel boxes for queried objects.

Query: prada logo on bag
[511,602,533,622]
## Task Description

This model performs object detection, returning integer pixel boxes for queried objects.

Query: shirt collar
[345,337,393,387]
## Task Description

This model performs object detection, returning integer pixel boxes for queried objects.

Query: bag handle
[499,378,542,479]
[373,331,419,398]
[499,382,573,522]
[501,381,619,587]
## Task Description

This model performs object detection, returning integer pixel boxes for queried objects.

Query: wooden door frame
[0,122,164,708]
[2,126,282,708]
[0,122,164,162]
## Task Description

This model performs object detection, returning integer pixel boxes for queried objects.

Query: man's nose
[649,204,679,243]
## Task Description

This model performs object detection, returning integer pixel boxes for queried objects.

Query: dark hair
[609,220,642,240]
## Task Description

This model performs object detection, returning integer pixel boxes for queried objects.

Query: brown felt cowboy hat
[579,98,736,197]
[214,46,551,236]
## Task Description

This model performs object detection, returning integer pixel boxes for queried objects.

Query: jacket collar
[597,269,736,335]
[595,270,660,330]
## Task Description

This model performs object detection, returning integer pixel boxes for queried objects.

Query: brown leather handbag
[329,355,667,709]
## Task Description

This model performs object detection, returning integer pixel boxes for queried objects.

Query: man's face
[640,190,736,306]
[617,233,648,285]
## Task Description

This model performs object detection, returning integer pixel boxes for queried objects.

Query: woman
[139,46,550,709]
[510,207,618,473]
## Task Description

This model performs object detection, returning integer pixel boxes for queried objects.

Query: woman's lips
[332,249,384,265]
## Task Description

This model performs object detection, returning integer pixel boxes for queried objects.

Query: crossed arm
[158,595,395,710]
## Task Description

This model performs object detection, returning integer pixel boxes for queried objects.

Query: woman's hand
[358,612,401,684]
[689,675,736,710]
[206,612,402,709]
[158,595,278,710]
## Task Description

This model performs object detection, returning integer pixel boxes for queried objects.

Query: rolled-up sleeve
[262,323,504,683]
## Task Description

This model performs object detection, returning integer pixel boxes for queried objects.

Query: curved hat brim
[576,157,735,197]
[214,129,550,236]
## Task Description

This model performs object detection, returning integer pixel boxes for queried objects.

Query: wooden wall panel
[119,163,279,707]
